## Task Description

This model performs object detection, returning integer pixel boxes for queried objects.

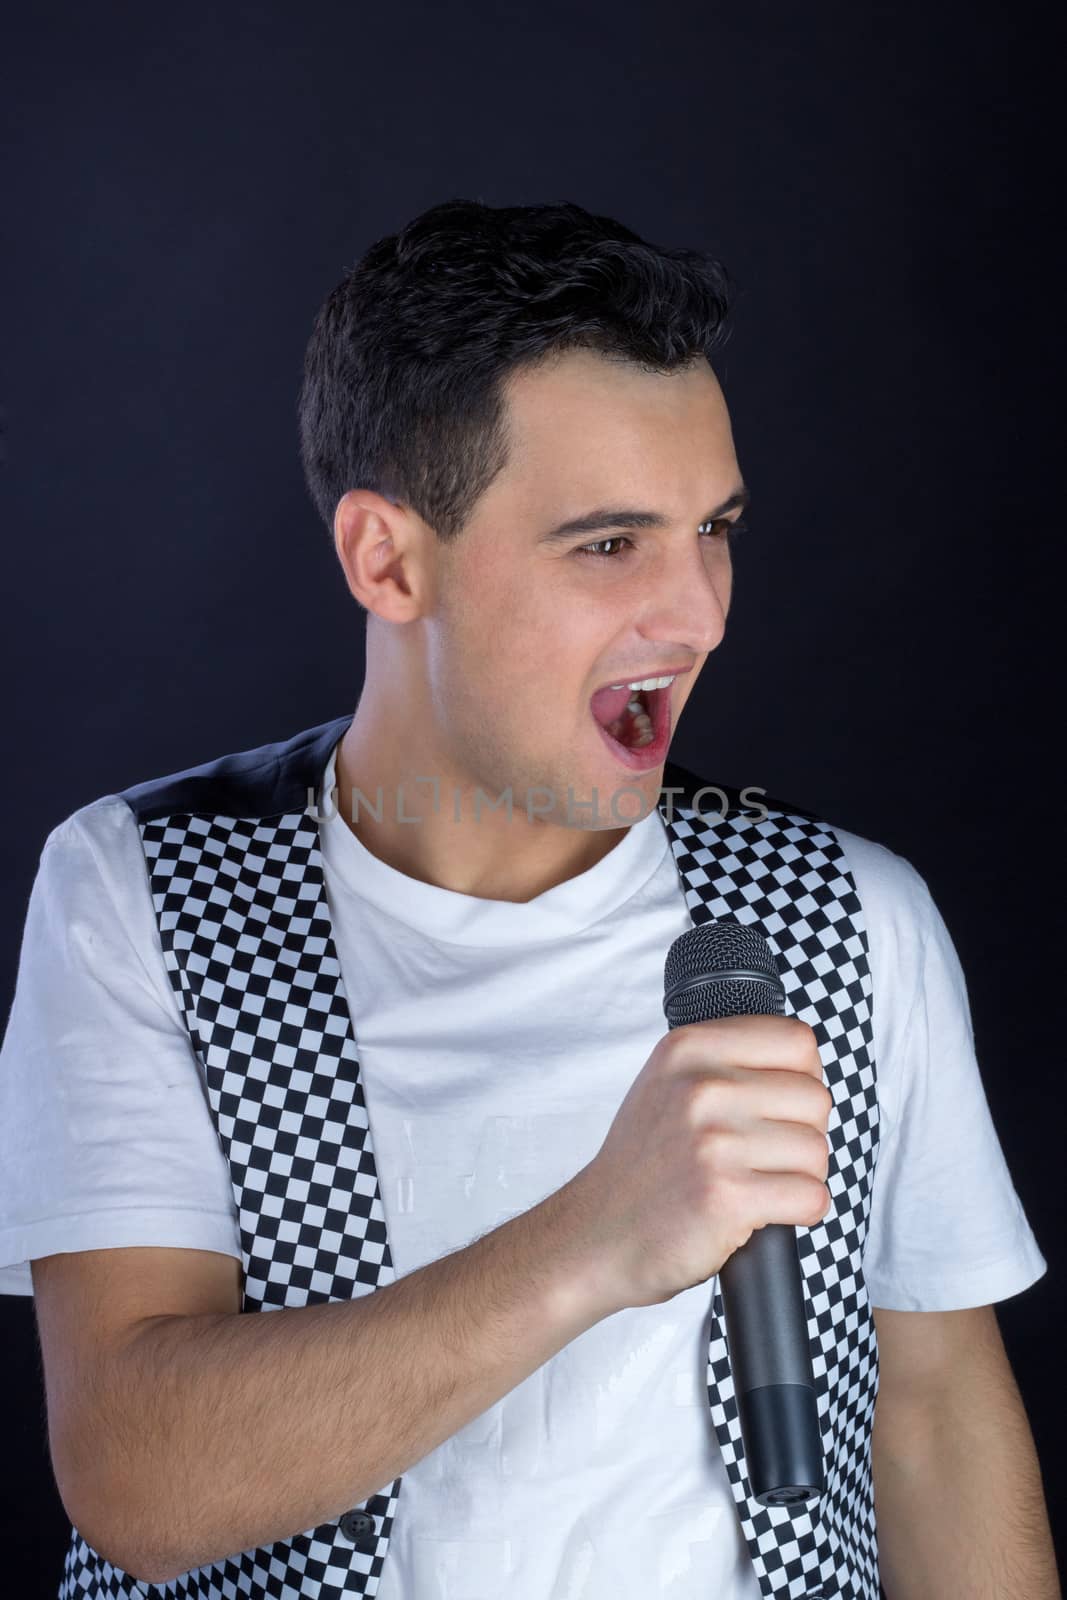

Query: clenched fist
[563,1014,832,1312]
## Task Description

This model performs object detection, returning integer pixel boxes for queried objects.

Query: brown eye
[575,536,634,559]
[576,518,749,561]
[703,517,748,541]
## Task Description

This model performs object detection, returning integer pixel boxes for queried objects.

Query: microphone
[663,918,825,1506]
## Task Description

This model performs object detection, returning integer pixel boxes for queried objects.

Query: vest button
[339,1508,377,1547]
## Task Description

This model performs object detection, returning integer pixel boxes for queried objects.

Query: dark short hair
[297,197,735,544]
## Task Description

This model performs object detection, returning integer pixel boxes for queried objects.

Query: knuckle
[688,1073,736,1124]
[788,1016,822,1065]
[696,1123,732,1166]
[657,1030,685,1069]
[806,1123,829,1163]
[812,1180,830,1223]
[811,1130,830,1180]
[711,1167,747,1222]
[683,1078,714,1128]
[670,1026,719,1076]
[809,1079,833,1121]
[786,1014,817,1048]
[697,1120,729,1158]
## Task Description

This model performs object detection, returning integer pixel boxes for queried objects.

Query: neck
[333,702,638,903]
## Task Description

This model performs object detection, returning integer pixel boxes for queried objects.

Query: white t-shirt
[0,738,1046,1599]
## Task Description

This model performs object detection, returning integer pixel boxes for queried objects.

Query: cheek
[673,676,702,721]
[711,546,734,603]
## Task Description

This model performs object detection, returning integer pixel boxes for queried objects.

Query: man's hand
[563,1013,833,1312]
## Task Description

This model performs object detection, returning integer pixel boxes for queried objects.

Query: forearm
[83,1175,614,1583]
[873,1370,1061,1600]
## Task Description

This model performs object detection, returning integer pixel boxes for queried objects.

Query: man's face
[424,348,745,829]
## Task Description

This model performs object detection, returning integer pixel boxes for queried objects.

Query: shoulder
[663,758,940,1052]
[665,755,933,922]
[21,795,183,1023]
[117,714,352,823]
[827,823,949,1088]
[31,713,349,911]
[38,792,147,897]
[660,757,821,827]
[831,823,933,939]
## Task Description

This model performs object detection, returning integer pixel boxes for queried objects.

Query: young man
[1,199,1056,1599]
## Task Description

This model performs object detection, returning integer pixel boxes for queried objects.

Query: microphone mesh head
[663,919,784,1027]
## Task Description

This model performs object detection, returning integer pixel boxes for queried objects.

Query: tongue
[591,685,638,729]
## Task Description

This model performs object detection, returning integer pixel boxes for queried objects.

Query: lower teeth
[605,700,655,749]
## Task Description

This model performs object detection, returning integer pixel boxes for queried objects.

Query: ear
[333,490,435,622]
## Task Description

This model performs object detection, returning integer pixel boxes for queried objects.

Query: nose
[633,542,731,659]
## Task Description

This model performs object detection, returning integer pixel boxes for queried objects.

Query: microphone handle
[661,933,826,1507]
[718,1220,824,1505]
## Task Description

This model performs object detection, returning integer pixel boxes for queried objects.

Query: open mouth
[589,682,672,767]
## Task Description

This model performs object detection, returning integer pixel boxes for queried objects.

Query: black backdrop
[2,3,1062,1593]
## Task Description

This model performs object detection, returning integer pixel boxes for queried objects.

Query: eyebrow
[539,485,750,545]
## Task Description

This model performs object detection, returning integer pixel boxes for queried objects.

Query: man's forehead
[505,347,722,409]
[496,354,735,504]
[505,354,726,457]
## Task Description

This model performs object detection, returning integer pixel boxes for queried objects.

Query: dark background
[2,2,1061,1593]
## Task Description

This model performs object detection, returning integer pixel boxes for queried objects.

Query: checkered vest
[59,713,881,1600]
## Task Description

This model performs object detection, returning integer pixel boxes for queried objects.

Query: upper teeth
[608,674,676,692]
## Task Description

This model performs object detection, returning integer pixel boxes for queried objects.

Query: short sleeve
[860,864,1047,1311]
[0,797,242,1296]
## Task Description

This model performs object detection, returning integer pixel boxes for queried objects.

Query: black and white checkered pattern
[660,785,880,1600]
[57,719,880,1599]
